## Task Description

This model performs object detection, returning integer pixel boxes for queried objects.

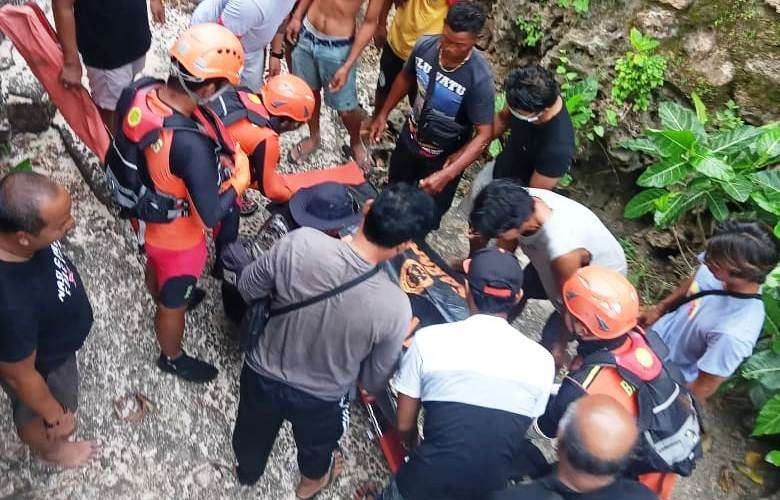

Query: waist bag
[415,51,467,153]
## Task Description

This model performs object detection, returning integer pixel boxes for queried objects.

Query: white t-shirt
[393,314,555,417]
[519,188,627,307]
[191,0,295,89]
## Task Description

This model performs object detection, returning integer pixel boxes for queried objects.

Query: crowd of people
[1,0,778,499]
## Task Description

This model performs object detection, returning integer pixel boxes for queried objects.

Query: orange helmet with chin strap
[562,266,639,339]
[260,74,315,122]
[170,23,244,86]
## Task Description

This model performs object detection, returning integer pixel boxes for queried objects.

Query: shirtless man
[286,0,385,172]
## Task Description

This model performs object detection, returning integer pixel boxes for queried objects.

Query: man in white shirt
[356,247,555,500]
[469,179,627,368]
[191,0,296,91]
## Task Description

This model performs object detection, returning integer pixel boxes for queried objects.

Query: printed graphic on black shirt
[52,241,77,303]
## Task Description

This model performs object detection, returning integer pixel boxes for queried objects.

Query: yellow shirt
[387,0,449,60]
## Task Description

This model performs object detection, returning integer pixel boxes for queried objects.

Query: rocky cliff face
[483,0,779,170]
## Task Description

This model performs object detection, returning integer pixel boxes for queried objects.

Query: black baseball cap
[288,182,362,232]
[463,247,524,298]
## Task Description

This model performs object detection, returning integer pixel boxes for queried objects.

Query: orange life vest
[120,80,241,250]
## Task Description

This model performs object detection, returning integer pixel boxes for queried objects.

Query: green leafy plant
[736,263,780,466]
[714,99,744,131]
[8,158,32,173]
[622,99,779,229]
[515,14,544,47]
[556,52,601,144]
[557,0,589,14]
[488,92,507,158]
[612,28,667,112]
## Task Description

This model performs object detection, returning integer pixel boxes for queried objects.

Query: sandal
[295,448,344,500]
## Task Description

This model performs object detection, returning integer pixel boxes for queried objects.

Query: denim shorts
[291,20,358,111]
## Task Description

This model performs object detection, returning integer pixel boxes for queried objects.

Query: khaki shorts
[86,55,146,110]
[1,354,79,429]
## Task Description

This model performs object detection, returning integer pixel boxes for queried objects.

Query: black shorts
[376,43,417,106]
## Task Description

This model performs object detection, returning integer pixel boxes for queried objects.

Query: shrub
[622,99,779,231]
[612,28,667,112]
[515,14,544,47]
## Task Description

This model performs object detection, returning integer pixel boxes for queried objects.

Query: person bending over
[641,220,778,402]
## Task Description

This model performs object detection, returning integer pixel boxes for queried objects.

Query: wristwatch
[270,51,284,59]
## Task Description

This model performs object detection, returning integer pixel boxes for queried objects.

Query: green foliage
[515,14,544,47]
[611,29,667,112]
[619,238,674,303]
[488,93,506,158]
[713,100,744,131]
[753,394,780,436]
[622,98,779,229]
[9,158,32,173]
[557,0,589,14]
[556,52,608,145]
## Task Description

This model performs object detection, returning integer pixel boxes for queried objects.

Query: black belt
[300,25,354,47]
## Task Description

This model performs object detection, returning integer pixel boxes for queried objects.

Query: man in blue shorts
[285,0,385,172]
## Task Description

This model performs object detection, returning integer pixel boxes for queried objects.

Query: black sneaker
[157,351,218,383]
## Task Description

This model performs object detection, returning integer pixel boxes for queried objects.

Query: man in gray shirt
[232,183,435,498]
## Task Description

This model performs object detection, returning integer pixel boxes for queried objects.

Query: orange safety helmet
[260,74,315,122]
[562,266,639,339]
[170,23,243,86]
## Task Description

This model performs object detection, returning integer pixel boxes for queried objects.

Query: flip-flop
[288,138,318,166]
[295,449,344,500]
[342,137,374,175]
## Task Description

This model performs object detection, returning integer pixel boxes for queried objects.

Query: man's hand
[286,17,302,45]
[639,304,664,327]
[368,114,388,143]
[150,0,165,24]
[373,26,387,49]
[227,144,252,196]
[268,56,282,78]
[45,409,76,441]
[60,61,82,89]
[329,66,350,93]
[419,168,455,196]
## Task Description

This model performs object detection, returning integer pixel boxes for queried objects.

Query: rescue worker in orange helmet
[206,73,315,212]
[111,23,251,383]
[533,266,702,500]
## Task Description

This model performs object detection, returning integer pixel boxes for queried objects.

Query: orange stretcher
[0,2,110,161]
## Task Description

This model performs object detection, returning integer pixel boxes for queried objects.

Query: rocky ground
[0,2,772,499]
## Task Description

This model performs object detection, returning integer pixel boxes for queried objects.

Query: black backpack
[579,329,703,477]
[104,77,225,223]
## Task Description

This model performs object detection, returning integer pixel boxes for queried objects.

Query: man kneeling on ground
[356,247,555,500]
[0,172,98,467]
[230,183,435,498]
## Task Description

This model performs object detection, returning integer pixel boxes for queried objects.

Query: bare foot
[350,139,371,175]
[289,137,321,165]
[354,482,378,500]
[295,450,344,499]
[42,439,100,468]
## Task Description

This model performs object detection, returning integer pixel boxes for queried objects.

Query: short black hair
[505,65,559,113]
[471,288,516,314]
[0,171,60,235]
[445,1,486,35]
[469,179,534,239]
[364,183,436,248]
[706,220,779,283]
[560,402,635,476]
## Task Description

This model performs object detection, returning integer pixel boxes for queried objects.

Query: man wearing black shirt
[53,0,165,130]
[490,395,656,500]
[0,172,98,467]
[462,65,574,214]
[369,1,495,228]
